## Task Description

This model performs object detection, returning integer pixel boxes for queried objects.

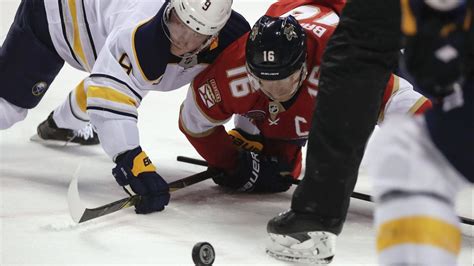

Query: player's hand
[402,0,469,96]
[228,128,263,152]
[213,151,294,193]
[112,146,170,214]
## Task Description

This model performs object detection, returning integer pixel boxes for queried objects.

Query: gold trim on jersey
[377,216,461,255]
[408,97,429,114]
[378,75,400,123]
[132,19,164,84]
[75,79,87,113]
[87,86,138,107]
[68,0,90,71]
[179,104,217,138]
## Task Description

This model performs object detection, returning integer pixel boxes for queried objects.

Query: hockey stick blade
[68,170,221,223]
[176,155,474,226]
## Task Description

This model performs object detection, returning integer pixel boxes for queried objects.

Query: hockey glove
[213,151,293,193]
[112,146,170,214]
[228,128,263,153]
[402,0,469,96]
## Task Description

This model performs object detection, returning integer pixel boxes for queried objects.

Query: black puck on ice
[192,242,215,266]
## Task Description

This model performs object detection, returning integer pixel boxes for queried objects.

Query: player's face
[248,68,303,102]
[167,9,211,56]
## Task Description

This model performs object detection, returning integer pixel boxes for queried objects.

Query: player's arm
[84,27,169,214]
[378,74,432,123]
[179,79,238,171]
[179,71,292,193]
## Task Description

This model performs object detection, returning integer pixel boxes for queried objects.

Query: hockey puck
[192,242,215,266]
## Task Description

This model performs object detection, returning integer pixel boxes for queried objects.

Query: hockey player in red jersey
[179,0,431,195]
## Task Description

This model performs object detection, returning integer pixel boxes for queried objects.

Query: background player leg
[371,1,473,264]
[0,0,64,129]
[369,115,470,265]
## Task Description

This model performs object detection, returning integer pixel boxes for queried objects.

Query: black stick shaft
[77,170,220,223]
[177,156,208,167]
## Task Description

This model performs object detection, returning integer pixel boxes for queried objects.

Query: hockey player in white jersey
[0,0,159,142]
[0,0,250,214]
[368,0,473,265]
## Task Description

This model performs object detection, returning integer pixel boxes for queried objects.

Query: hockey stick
[177,155,474,226]
[177,156,372,201]
[68,169,221,223]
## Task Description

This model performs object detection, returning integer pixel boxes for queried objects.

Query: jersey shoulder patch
[196,78,222,109]
[193,38,255,116]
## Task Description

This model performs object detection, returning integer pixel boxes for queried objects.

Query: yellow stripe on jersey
[75,80,87,113]
[401,0,417,35]
[377,216,461,255]
[408,97,429,114]
[87,86,137,107]
[131,151,156,177]
[68,0,90,71]
[132,19,164,83]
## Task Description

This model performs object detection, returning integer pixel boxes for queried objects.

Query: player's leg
[371,3,473,263]
[0,0,64,129]
[36,80,99,145]
[368,113,471,265]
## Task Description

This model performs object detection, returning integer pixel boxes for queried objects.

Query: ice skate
[32,112,99,145]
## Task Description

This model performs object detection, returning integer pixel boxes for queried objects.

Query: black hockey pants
[291,0,402,234]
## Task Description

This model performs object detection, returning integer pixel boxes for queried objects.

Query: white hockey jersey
[44,0,250,158]
[44,0,162,72]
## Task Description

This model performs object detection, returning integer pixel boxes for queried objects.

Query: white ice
[1,1,473,265]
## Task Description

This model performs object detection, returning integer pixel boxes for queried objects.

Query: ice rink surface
[1,0,472,265]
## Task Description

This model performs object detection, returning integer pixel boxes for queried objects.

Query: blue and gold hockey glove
[112,146,170,214]
[213,151,294,193]
[228,128,263,153]
[401,0,470,96]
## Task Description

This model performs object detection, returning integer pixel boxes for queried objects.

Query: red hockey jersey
[179,0,430,176]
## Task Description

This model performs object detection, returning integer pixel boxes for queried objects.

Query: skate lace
[72,123,95,140]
